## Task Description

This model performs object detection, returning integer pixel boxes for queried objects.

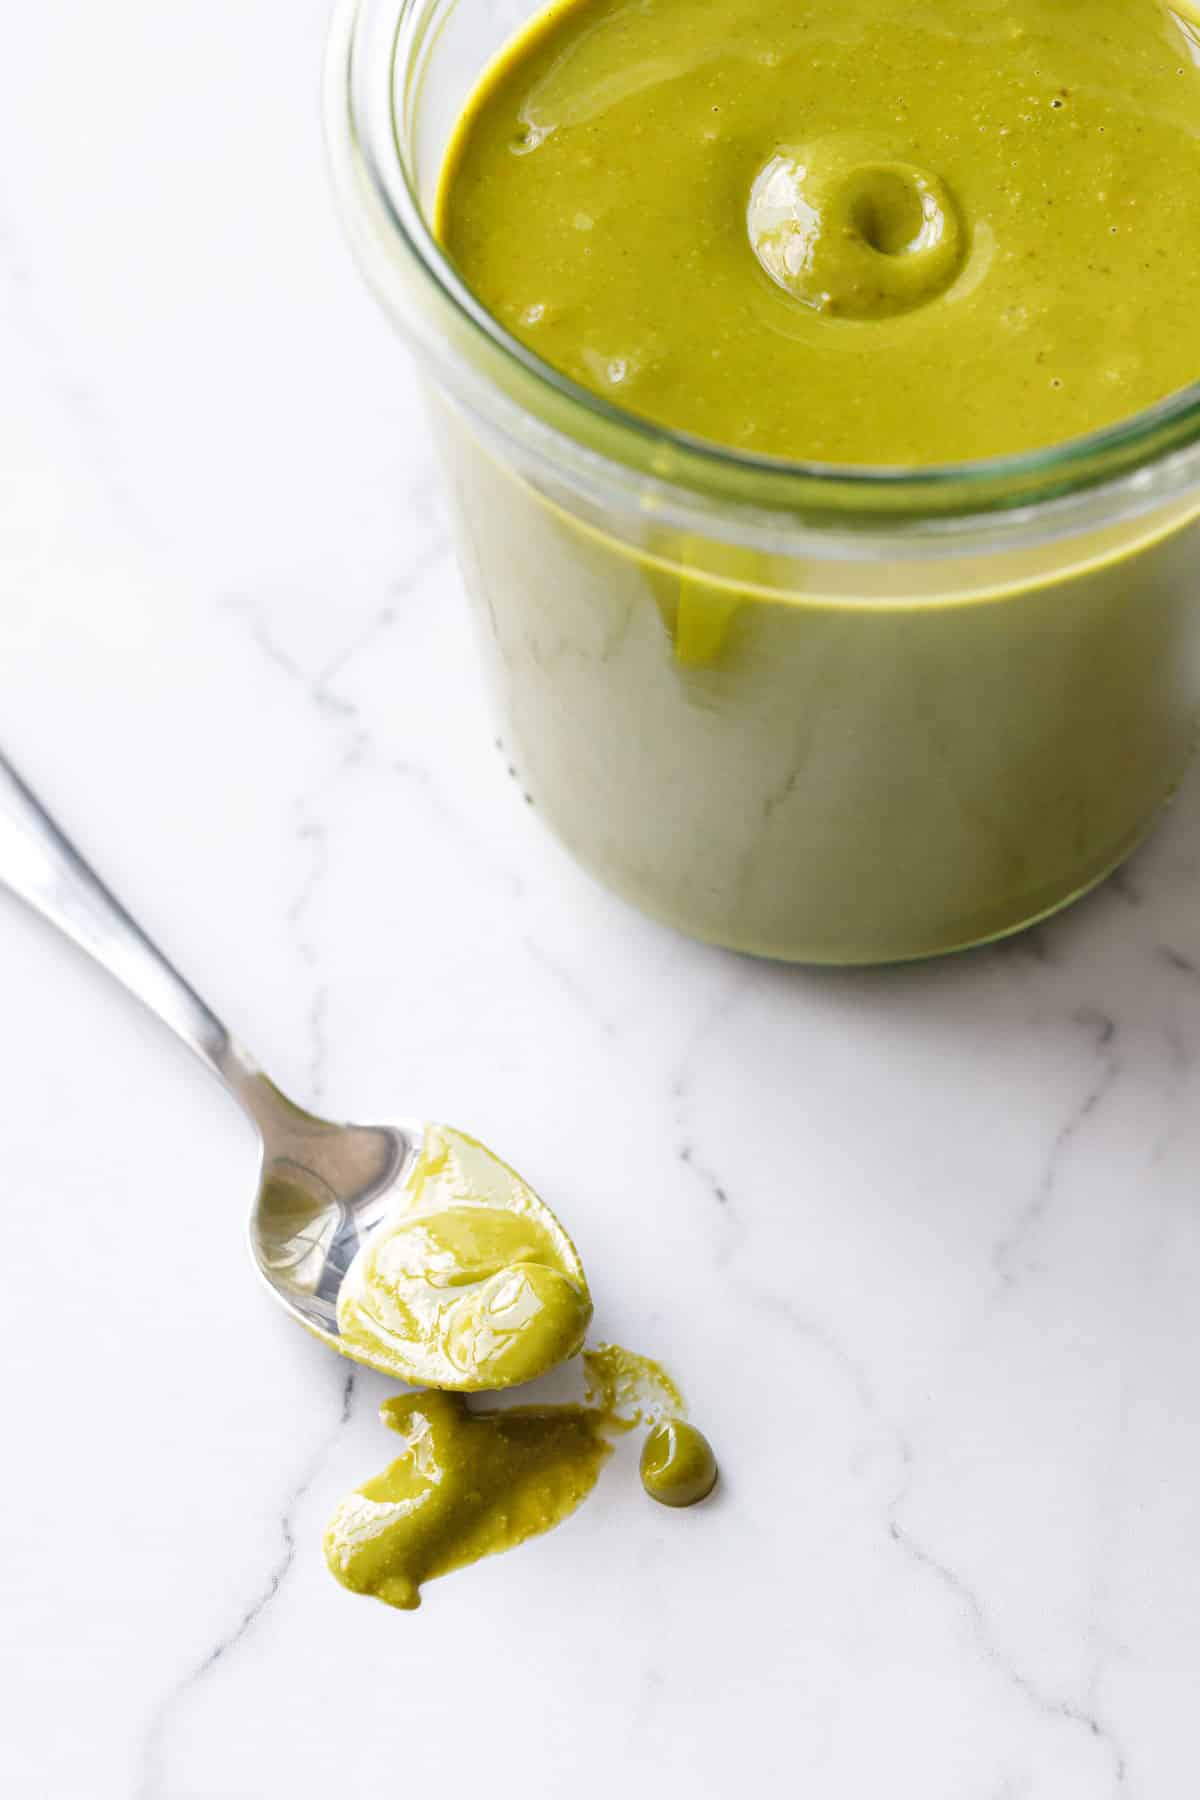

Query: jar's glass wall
[331,0,1200,962]
[434,400,1200,960]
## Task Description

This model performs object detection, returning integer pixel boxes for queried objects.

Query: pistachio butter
[337,1124,592,1390]
[326,1345,718,1609]
[585,1346,719,1505]
[439,0,1200,463]
[640,1420,720,1508]
[324,1389,612,1610]
[419,0,1200,962]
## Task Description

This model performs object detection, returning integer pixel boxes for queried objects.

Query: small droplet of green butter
[639,1419,718,1507]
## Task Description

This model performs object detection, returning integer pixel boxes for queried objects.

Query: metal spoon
[0,747,585,1379]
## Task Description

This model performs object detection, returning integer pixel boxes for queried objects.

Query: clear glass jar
[324,0,1200,963]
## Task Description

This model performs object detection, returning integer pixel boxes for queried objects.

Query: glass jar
[324,0,1200,963]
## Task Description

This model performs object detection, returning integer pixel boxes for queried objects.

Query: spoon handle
[0,746,269,1118]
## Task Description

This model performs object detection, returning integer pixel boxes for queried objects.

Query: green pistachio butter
[423,0,1200,963]
[337,1124,592,1390]
[325,1346,718,1609]
[324,1389,612,1610]
[438,0,1200,463]
[640,1420,720,1508]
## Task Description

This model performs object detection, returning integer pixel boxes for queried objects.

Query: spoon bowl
[246,1089,420,1345]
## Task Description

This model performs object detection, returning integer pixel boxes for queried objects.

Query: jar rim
[326,0,1200,533]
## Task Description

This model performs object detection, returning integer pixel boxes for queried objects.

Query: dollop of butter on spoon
[336,1124,592,1390]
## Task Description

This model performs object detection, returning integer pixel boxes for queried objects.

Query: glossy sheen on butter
[325,1346,718,1609]
[640,1420,720,1508]
[337,1124,592,1389]
[324,1389,612,1610]
[439,0,1200,463]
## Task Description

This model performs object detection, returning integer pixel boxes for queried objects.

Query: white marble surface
[5,4,1200,1796]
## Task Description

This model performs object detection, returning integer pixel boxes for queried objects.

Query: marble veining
[3,5,1200,1799]
[991,1009,1122,1293]
[136,1371,359,1800]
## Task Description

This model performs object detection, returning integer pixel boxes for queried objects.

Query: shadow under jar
[325,0,1200,964]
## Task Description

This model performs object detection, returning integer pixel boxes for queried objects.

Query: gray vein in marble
[1146,945,1200,1080]
[521,934,619,1037]
[229,550,535,920]
[991,1007,1121,1292]
[303,984,332,1107]
[1156,943,1199,980]
[315,539,452,696]
[235,588,532,1070]
[676,1139,730,1206]
[669,975,749,1264]
[315,601,400,695]
[730,1238,1130,1788]
[389,755,526,900]
[227,517,452,730]
[887,1501,1129,1794]
[671,1087,1132,1791]
[729,1276,881,1422]
[734,1255,1131,1786]
[286,808,334,1100]
[674,1129,748,1265]
[287,814,331,969]
[134,1371,356,1800]
[0,214,146,533]
[241,613,357,722]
